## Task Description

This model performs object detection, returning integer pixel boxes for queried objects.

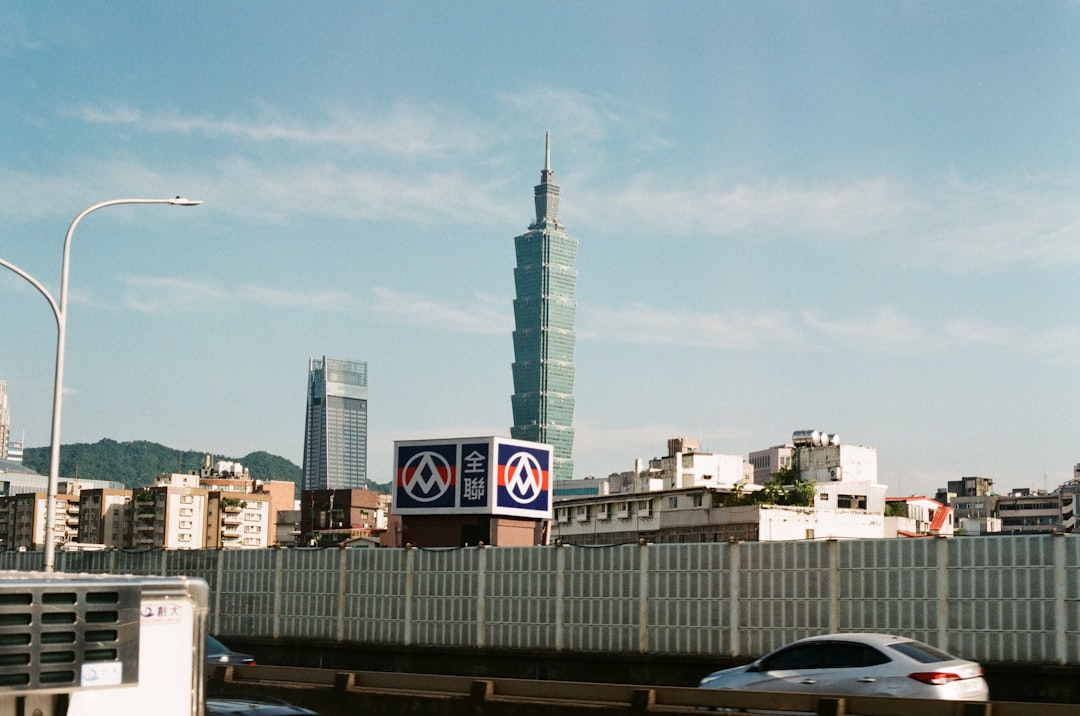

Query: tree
[732,465,816,507]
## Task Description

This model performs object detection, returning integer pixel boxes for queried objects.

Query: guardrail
[209,664,1077,716]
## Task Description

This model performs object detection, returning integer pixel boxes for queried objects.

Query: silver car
[699,633,988,701]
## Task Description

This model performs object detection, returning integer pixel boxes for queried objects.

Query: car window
[888,640,953,664]
[818,642,890,668]
[761,642,890,670]
[760,644,825,670]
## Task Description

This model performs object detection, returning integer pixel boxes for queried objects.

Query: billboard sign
[394,437,552,518]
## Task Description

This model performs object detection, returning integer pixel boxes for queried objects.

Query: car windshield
[887,640,955,664]
[207,635,228,656]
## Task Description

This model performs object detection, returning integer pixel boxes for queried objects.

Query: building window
[692,494,704,508]
[837,495,867,510]
[180,495,193,504]
[668,497,679,509]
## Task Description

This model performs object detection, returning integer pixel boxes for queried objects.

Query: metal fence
[4,533,1077,664]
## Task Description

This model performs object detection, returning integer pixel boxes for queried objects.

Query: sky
[1,1,1077,498]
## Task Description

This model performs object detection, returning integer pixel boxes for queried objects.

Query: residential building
[206,491,271,549]
[936,476,997,523]
[0,489,80,551]
[609,438,750,494]
[510,133,578,482]
[554,487,886,544]
[275,509,302,546]
[190,455,295,539]
[884,496,955,537]
[303,356,368,490]
[131,477,208,550]
[553,434,886,544]
[995,488,1074,534]
[748,444,794,485]
[77,488,132,547]
[300,488,383,547]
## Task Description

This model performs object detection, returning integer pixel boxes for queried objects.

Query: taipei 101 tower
[510,133,578,482]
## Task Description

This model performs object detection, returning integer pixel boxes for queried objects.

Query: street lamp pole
[1,197,201,571]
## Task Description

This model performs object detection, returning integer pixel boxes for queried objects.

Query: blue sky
[1,1,1077,497]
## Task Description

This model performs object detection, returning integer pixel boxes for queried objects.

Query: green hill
[22,439,302,490]
[20,438,392,494]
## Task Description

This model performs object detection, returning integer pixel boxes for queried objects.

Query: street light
[0,197,201,571]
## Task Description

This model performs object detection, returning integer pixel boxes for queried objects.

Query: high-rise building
[0,381,10,461]
[510,134,578,482]
[303,356,368,490]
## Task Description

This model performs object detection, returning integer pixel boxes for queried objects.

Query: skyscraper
[0,381,10,462]
[510,134,578,482]
[302,356,368,490]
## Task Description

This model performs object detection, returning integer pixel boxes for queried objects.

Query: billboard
[393,437,552,518]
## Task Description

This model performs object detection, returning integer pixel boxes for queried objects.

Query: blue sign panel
[395,442,457,511]
[459,442,490,509]
[495,442,550,514]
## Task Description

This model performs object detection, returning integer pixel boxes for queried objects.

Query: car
[698,633,988,701]
[205,696,318,715]
[207,634,258,666]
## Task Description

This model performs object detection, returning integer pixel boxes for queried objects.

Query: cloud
[580,174,909,239]
[118,276,355,314]
[119,277,229,313]
[9,97,1080,273]
[581,303,801,349]
[0,11,39,56]
[370,286,509,334]
[72,101,487,157]
[581,302,1080,360]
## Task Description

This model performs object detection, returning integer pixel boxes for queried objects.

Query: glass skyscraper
[511,134,578,482]
[302,356,368,490]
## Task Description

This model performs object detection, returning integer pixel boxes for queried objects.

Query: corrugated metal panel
[483,547,557,650]
[342,549,407,644]
[15,534,1080,664]
[741,541,831,655]
[836,539,939,648]
[1066,537,1080,664]
[217,549,277,637]
[562,546,639,653]
[410,549,479,648]
[647,543,729,655]
[277,549,340,640]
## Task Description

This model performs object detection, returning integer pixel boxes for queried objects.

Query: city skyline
[0,3,1077,498]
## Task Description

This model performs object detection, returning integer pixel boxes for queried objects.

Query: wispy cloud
[581,303,1080,360]
[72,102,487,156]
[370,286,509,334]
[9,95,1080,273]
[118,276,355,314]
[0,10,39,56]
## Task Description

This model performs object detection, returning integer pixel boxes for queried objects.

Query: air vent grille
[0,583,140,693]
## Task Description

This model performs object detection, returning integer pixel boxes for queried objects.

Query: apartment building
[206,491,271,549]
[78,488,132,547]
[995,488,1075,534]
[132,475,209,550]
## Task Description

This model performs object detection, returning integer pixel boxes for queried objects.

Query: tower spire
[533,131,560,228]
